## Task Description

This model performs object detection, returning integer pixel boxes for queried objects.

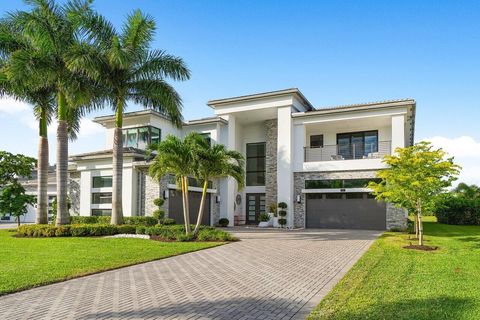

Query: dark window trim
[122,126,162,148]
[336,130,379,145]
[246,142,266,186]
[92,176,113,188]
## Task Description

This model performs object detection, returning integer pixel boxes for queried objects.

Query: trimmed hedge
[17,224,137,238]
[140,225,236,241]
[436,195,480,225]
[70,216,157,226]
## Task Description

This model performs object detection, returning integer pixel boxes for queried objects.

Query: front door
[246,193,266,224]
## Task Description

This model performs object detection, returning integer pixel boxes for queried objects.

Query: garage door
[168,190,211,226]
[306,193,386,230]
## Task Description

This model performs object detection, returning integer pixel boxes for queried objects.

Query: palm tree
[68,9,190,225]
[149,134,199,233]
[0,20,55,224]
[192,135,244,236]
[4,0,103,225]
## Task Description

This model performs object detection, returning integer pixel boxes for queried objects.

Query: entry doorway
[246,193,266,224]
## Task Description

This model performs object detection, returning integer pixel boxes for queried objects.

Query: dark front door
[168,190,211,226]
[246,193,265,224]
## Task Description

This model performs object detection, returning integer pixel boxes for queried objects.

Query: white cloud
[422,136,480,186]
[0,97,31,114]
[78,118,104,137]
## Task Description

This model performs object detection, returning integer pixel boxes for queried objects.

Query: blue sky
[1,0,479,184]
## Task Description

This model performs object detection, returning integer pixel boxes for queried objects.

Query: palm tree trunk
[182,176,191,234]
[111,105,124,225]
[56,92,69,226]
[17,216,20,227]
[193,180,208,236]
[36,112,49,224]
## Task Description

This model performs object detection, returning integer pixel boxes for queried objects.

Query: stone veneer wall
[265,119,278,209]
[69,171,81,215]
[143,170,169,217]
[293,170,406,230]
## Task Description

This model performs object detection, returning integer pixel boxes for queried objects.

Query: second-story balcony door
[337,131,378,160]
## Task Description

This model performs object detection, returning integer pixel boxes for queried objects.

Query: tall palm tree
[192,135,244,236]
[0,20,55,224]
[68,9,190,224]
[4,0,103,225]
[149,134,200,233]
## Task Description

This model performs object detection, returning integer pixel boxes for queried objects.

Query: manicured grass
[0,229,222,295]
[308,217,480,320]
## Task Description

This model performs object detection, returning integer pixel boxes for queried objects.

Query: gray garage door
[306,193,386,230]
[168,190,211,226]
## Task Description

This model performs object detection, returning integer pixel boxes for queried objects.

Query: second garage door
[168,190,211,226]
[306,193,386,230]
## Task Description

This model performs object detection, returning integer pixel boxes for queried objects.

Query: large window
[337,131,378,159]
[92,176,112,188]
[91,209,112,216]
[122,126,161,149]
[310,134,324,148]
[91,192,112,204]
[305,178,381,189]
[246,142,266,186]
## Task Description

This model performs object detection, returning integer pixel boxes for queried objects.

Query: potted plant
[278,202,288,228]
[258,212,271,228]
[268,203,278,227]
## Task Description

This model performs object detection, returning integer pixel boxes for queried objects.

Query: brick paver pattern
[0,228,379,320]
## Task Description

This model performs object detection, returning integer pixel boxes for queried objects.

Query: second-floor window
[122,126,161,149]
[337,131,378,159]
[92,176,112,188]
[246,142,266,186]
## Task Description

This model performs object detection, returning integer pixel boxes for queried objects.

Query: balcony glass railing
[304,141,391,162]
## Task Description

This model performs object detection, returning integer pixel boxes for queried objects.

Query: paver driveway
[0,228,379,320]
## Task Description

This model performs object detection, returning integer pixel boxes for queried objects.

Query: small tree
[152,198,165,224]
[368,142,460,245]
[0,182,35,226]
[0,151,36,185]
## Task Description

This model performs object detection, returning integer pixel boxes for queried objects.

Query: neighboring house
[30,88,415,230]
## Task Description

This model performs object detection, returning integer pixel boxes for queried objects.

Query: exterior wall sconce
[163,190,169,200]
[216,195,221,203]
[296,194,301,204]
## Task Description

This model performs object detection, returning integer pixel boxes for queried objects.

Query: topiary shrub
[218,218,229,227]
[278,210,287,217]
[278,202,288,209]
[278,218,287,227]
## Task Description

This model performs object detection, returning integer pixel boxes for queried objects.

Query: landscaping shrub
[144,225,233,241]
[160,218,175,225]
[435,195,480,225]
[70,216,157,226]
[136,225,146,235]
[17,224,137,237]
[278,218,287,227]
[197,228,236,241]
[218,218,229,227]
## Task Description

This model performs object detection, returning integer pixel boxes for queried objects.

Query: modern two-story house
[64,88,414,230]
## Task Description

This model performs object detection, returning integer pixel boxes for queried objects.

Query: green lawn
[308,217,480,320]
[0,229,222,295]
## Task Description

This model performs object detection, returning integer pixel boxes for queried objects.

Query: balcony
[304,141,391,162]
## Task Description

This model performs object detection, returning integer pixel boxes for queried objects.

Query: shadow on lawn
[310,296,474,320]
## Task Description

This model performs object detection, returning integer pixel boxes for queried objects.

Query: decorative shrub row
[435,195,480,225]
[70,216,159,226]
[17,224,137,238]
[136,225,236,242]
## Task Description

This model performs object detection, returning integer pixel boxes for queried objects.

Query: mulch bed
[403,244,438,251]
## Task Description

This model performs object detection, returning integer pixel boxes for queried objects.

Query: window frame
[309,134,324,148]
[92,176,112,188]
[246,142,266,186]
[336,130,379,159]
[122,126,161,149]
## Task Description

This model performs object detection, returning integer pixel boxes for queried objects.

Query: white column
[277,106,294,228]
[293,124,306,171]
[79,171,91,216]
[226,115,236,226]
[391,114,405,154]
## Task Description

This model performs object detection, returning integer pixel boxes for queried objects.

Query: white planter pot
[258,221,270,228]
[272,217,280,228]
